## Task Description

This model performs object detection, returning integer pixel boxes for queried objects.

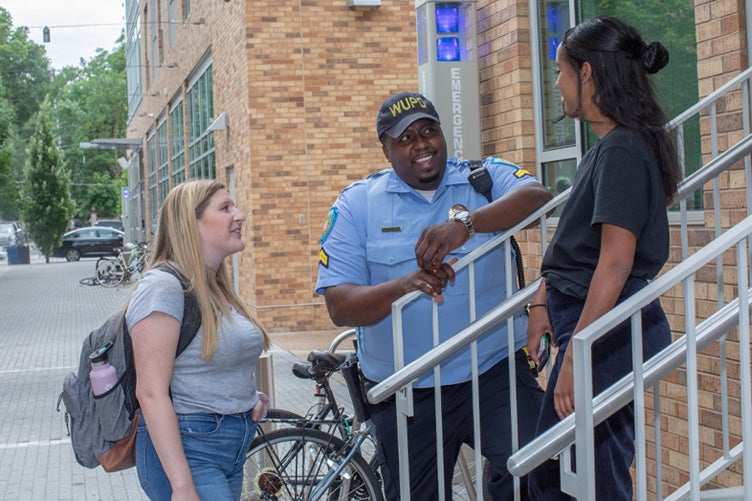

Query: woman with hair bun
[525,16,681,500]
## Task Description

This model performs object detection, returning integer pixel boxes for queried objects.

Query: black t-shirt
[542,127,669,300]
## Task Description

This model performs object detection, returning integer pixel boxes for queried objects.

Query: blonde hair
[148,179,270,358]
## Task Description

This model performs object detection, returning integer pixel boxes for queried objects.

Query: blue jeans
[369,350,544,501]
[136,410,258,500]
[528,277,671,501]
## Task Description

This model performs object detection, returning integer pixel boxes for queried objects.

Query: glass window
[78,229,98,239]
[186,63,215,180]
[538,0,575,151]
[157,118,169,204]
[542,158,577,216]
[533,0,700,211]
[125,4,142,120]
[150,0,161,79]
[168,0,177,48]
[170,98,186,185]
[578,0,701,209]
[147,132,158,235]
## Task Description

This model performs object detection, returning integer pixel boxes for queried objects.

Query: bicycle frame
[260,366,354,441]
[308,430,371,501]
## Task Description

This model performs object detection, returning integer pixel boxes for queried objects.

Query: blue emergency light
[435,3,459,33]
[435,3,461,61]
[416,0,481,158]
[437,37,461,62]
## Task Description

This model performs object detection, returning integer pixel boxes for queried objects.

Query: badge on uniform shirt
[320,206,338,245]
[514,168,533,178]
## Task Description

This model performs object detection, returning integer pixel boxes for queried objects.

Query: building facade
[125,1,749,493]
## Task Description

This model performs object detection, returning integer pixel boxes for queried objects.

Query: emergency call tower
[416,0,481,160]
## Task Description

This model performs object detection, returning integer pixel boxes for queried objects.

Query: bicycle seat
[291,350,347,380]
[308,350,346,369]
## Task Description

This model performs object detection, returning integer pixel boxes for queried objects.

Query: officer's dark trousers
[528,278,671,500]
[369,350,544,501]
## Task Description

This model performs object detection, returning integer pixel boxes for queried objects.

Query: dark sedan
[53,228,124,261]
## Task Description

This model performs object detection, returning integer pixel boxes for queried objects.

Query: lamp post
[416,0,481,160]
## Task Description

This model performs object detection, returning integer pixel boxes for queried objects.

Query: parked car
[67,218,86,232]
[94,219,124,232]
[52,227,124,262]
[0,221,25,249]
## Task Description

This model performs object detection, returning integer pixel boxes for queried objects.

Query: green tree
[21,100,73,262]
[53,41,127,219]
[0,8,50,126]
[0,7,52,218]
[0,77,17,220]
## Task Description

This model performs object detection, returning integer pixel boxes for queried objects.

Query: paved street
[0,256,483,500]
[0,257,348,500]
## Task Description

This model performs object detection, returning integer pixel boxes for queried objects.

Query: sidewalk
[0,258,347,500]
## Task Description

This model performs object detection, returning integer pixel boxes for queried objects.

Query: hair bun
[642,41,669,74]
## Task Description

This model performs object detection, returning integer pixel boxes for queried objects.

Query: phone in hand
[536,332,551,372]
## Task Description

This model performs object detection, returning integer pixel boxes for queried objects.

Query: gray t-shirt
[126,268,264,414]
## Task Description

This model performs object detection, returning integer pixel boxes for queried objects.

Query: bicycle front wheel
[95,258,125,287]
[242,427,383,501]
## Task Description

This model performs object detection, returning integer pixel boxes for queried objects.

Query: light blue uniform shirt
[316,157,540,387]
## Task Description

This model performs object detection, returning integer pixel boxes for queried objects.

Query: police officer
[316,91,552,500]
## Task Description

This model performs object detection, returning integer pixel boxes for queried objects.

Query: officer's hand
[415,221,469,273]
[400,259,457,301]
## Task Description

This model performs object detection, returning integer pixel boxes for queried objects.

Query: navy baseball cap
[376,92,441,139]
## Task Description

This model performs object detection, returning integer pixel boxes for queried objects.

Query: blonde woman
[127,180,269,500]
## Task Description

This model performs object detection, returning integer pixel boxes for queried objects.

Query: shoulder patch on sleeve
[514,168,533,178]
[320,206,338,245]
[486,157,534,179]
[319,248,329,268]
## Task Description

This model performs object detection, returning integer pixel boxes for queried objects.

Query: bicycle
[95,241,150,287]
[242,346,382,501]
[243,329,491,501]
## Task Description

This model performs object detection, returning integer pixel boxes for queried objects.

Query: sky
[3,0,125,70]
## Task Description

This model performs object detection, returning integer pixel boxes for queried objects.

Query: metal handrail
[667,67,752,128]
[366,132,752,406]
[367,281,538,404]
[364,189,569,405]
[358,65,752,496]
[676,134,752,198]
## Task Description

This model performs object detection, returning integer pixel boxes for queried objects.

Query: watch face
[448,203,468,220]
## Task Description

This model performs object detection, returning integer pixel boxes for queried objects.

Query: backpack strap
[120,263,201,416]
[153,263,201,357]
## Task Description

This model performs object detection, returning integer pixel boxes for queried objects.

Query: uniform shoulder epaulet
[484,158,534,178]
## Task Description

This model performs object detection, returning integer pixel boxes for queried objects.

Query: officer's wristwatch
[448,204,475,239]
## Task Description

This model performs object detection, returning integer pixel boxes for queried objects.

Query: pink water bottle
[89,342,118,396]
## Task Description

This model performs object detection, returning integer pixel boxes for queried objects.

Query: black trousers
[369,350,544,501]
[528,278,671,500]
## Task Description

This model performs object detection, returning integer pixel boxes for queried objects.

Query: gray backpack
[57,265,200,471]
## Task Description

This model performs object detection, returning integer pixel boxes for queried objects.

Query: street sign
[122,187,130,199]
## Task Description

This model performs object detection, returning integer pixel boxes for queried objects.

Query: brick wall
[240,2,420,331]
[129,1,422,332]
[129,0,548,333]
[128,2,752,492]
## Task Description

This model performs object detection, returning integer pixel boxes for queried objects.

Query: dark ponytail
[561,16,681,204]
[641,41,670,74]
